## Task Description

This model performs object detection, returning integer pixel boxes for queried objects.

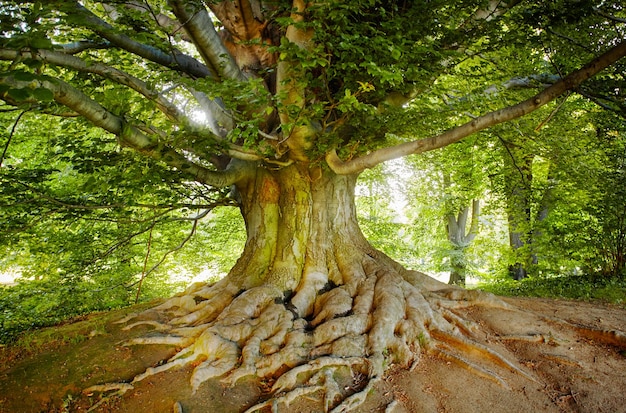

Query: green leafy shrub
[475,273,626,305]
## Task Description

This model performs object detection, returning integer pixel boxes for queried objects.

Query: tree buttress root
[84,263,626,413]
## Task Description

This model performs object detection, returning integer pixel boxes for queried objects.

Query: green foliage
[356,164,420,269]
[0,276,123,344]
[0,109,246,343]
[582,116,626,276]
[476,273,626,306]
[0,204,246,345]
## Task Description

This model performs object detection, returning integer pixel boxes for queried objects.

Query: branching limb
[593,6,626,24]
[168,0,245,81]
[128,211,208,294]
[326,40,626,175]
[576,88,626,118]
[101,1,192,42]
[0,48,182,121]
[0,109,28,168]
[69,1,212,79]
[189,90,234,137]
[0,75,255,187]
[0,51,262,161]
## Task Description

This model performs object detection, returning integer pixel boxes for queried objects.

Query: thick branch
[500,74,561,90]
[59,41,111,54]
[101,1,192,42]
[0,75,250,188]
[71,2,211,79]
[0,52,259,161]
[327,40,626,174]
[207,0,274,75]
[190,90,234,136]
[168,0,245,81]
[0,48,182,121]
[276,0,316,161]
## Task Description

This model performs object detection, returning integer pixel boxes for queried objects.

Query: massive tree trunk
[107,162,532,412]
[231,163,370,296]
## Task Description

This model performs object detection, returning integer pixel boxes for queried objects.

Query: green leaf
[29,36,53,50]
[32,88,54,102]
[7,88,31,101]
[13,71,37,82]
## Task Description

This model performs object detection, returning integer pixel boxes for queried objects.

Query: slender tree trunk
[448,247,467,287]
[446,199,480,286]
[530,167,553,267]
[503,142,533,280]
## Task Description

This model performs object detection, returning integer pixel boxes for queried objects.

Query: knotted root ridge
[82,383,134,413]
[96,264,546,412]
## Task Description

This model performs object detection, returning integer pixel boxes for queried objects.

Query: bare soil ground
[1,296,625,413]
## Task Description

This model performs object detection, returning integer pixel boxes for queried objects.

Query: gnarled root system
[90,257,625,412]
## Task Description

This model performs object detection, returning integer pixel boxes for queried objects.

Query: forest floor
[0,295,625,413]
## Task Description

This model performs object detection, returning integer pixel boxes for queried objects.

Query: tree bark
[228,163,372,295]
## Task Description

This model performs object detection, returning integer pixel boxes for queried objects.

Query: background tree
[355,163,419,270]
[405,140,486,287]
[590,115,626,276]
[1,1,625,410]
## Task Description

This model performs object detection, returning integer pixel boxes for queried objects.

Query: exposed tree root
[539,353,582,368]
[84,383,134,394]
[572,326,626,349]
[520,308,626,350]
[384,399,399,413]
[80,260,565,413]
[82,383,133,413]
[498,334,552,344]
[85,265,626,413]
[430,347,509,389]
[331,377,380,413]
[121,320,170,331]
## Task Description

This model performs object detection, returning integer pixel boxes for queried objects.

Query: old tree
[1,0,626,411]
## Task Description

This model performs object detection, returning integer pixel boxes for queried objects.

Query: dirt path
[1,296,625,413]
